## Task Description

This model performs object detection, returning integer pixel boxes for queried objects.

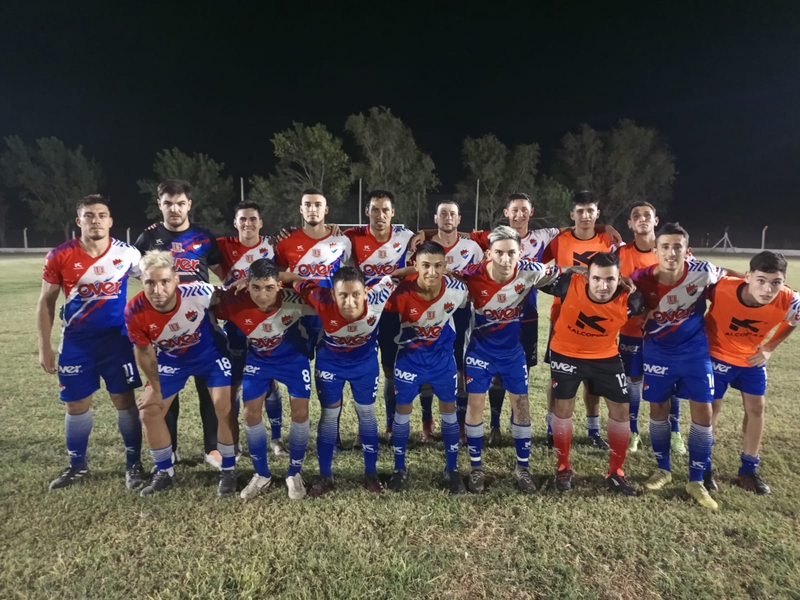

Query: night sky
[2,1,799,244]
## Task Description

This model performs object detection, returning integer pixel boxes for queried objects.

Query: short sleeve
[127,246,142,278]
[470,230,491,250]
[42,250,62,285]
[206,235,222,266]
[124,303,150,347]
[786,290,800,326]
[627,290,645,316]
[541,236,557,264]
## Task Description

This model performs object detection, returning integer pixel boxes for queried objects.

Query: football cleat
[643,468,672,491]
[467,469,485,494]
[686,481,718,510]
[703,470,719,492]
[49,465,90,491]
[364,472,384,493]
[286,473,307,500]
[671,432,687,455]
[605,470,637,496]
[125,462,148,490]
[555,468,573,492]
[421,420,435,444]
[628,432,642,453]
[271,440,289,457]
[514,466,537,494]
[217,470,237,498]
[309,476,335,498]
[204,450,222,470]
[487,427,502,448]
[734,472,771,495]
[587,434,610,451]
[140,470,174,497]
[442,469,466,495]
[388,470,408,493]
[239,474,272,500]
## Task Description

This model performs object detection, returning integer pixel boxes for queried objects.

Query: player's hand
[276,227,296,241]
[39,346,57,374]
[409,231,425,252]
[605,224,623,248]
[747,344,773,367]
[145,222,159,231]
[445,270,465,283]
[137,385,163,410]
[619,276,637,294]
[326,223,342,237]
[230,278,249,295]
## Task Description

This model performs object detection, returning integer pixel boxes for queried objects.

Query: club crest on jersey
[367,315,376,326]
[93,266,105,275]
[171,242,183,253]
[444,302,454,312]
[185,310,198,322]
[667,295,678,305]
[379,250,387,259]
[497,293,506,303]
[347,325,358,332]
[263,323,273,332]
[113,258,123,270]
[259,247,269,256]
[460,249,469,258]
[281,315,293,325]
[686,284,698,296]
[329,243,339,252]
[393,242,401,250]
[514,282,525,294]
[169,323,181,332]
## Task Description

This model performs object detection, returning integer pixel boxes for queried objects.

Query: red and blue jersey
[43,238,141,339]
[440,235,484,271]
[295,276,396,362]
[385,276,469,355]
[124,282,220,362]
[632,259,724,356]
[217,236,275,286]
[275,228,352,287]
[460,259,560,355]
[214,289,310,361]
[345,225,414,285]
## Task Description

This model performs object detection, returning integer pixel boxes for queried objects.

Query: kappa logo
[362,444,376,453]
[572,250,598,266]
[232,250,239,257]
[185,310,198,322]
[480,290,489,296]
[514,282,525,294]
[729,317,761,333]
[363,245,372,252]
[686,284,698,296]
[158,364,180,375]
[643,363,668,375]
[691,461,707,470]
[296,245,305,251]
[113,258,123,270]
[575,312,607,333]
[73,262,83,269]
[149,323,158,330]
[410,308,418,315]
[58,365,82,374]
[174,258,200,272]
[245,318,253,325]
[394,368,418,383]
[281,315,293,325]
[444,302,455,312]
[367,315,376,326]
[465,356,489,369]
[550,360,577,374]
[169,323,180,332]
[330,320,338,327]
[316,369,335,381]
[155,239,163,245]
[712,362,732,374]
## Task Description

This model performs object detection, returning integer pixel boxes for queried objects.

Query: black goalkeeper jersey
[134,223,221,283]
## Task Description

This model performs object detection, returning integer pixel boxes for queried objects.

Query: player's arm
[748,290,800,366]
[36,281,61,374]
[539,271,572,298]
[279,271,303,286]
[210,264,226,282]
[392,266,417,279]
[134,345,163,398]
[627,290,645,316]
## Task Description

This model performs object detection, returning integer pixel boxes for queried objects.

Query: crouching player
[214,259,314,500]
[547,253,643,495]
[384,241,469,493]
[125,251,236,497]
[459,225,561,494]
[705,251,800,494]
[292,267,398,496]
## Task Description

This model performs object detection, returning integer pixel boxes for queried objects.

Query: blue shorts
[394,350,458,406]
[242,352,312,401]
[642,353,714,404]
[618,334,645,378]
[315,355,379,407]
[464,344,528,395]
[58,332,141,402]
[712,358,767,398]
[377,311,401,370]
[224,321,248,383]
[158,348,232,399]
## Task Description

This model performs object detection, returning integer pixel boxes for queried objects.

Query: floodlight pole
[23,227,28,249]
[240,177,244,202]
[475,179,480,231]
[762,225,768,250]
[126,227,130,245]
[358,178,363,226]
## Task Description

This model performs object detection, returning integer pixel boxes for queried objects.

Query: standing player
[38,195,145,490]
[384,241,469,493]
[547,253,643,495]
[344,190,422,440]
[216,201,287,457]
[632,223,737,509]
[291,266,398,497]
[125,251,236,497]
[541,190,615,450]
[460,226,561,494]
[134,179,222,469]
[617,202,685,455]
[705,251,799,494]
[430,200,484,443]
[214,259,314,500]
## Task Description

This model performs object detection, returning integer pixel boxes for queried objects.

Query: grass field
[2,253,800,599]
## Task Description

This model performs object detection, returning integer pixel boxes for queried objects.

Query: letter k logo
[575,311,607,333]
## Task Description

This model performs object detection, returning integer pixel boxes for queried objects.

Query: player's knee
[242,401,261,425]
[109,391,135,410]
[290,399,309,422]
[744,395,766,417]
[65,397,92,414]
[138,403,163,425]
[395,402,413,415]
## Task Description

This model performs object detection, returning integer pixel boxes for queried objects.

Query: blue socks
[65,410,93,468]
[287,419,310,477]
[466,422,484,469]
[669,396,681,433]
[688,422,713,482]
[441,410,460,471]
[317,406,341,478]
[739,453,760,475]
[116,406,142,469]
[488,384,504,429]
[245,421,270,477]
[218,442,236,470]
[650,417,671,471]
[628,378,641,435]
[510,419,531,468]
[264,385,283,440]
[392,412,411,471]
[586,415,600,437]
[384,378,397,430]
[151,445,174,476]
[354,402,379,474]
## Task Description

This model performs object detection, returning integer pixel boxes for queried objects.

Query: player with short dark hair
[214,258,315,500]
[134,179,224,469]
[459,225,561,494]
[632,222,737,509]
[384,241,469,493]
[125,251,236,497]
[705,251,799,494]
[547,252,644,495]
[39,195,145,490]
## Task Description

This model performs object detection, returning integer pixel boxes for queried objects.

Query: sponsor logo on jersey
[329,333,371,346]
[58,365,82,374]
[497,293,506,303]
[76,281,123,298]
[412,324,443,338]
[297,263,335,278]
[157,331,201,350]
[174,257,200,272]
[574,311,608,334]
[653,306,695,323]
[394,368,418,383]
[686,284,698,296]
[378,250,387,259]
[316,369,335,381]
[482,306,521,321]
[363,264,396,276]
[712,362,732,374]
[158,364,181,375]
[729,317,761,333]
[347,325,358,332]
[113,258,124,270]
[643,363,668,375]
[250,337,283,352]
[550,360,577,374]
[312,249,321,258]
[243,365,261,374]
[263,323,273,332]
[185,310,198,322]
[619,343,640,354]
[465,356,489,369]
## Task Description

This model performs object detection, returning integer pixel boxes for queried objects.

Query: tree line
[0,107,675,243]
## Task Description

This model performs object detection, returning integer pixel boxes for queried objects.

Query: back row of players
[38,181,799,508]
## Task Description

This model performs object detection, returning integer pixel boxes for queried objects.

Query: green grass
[2,253,800,599]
